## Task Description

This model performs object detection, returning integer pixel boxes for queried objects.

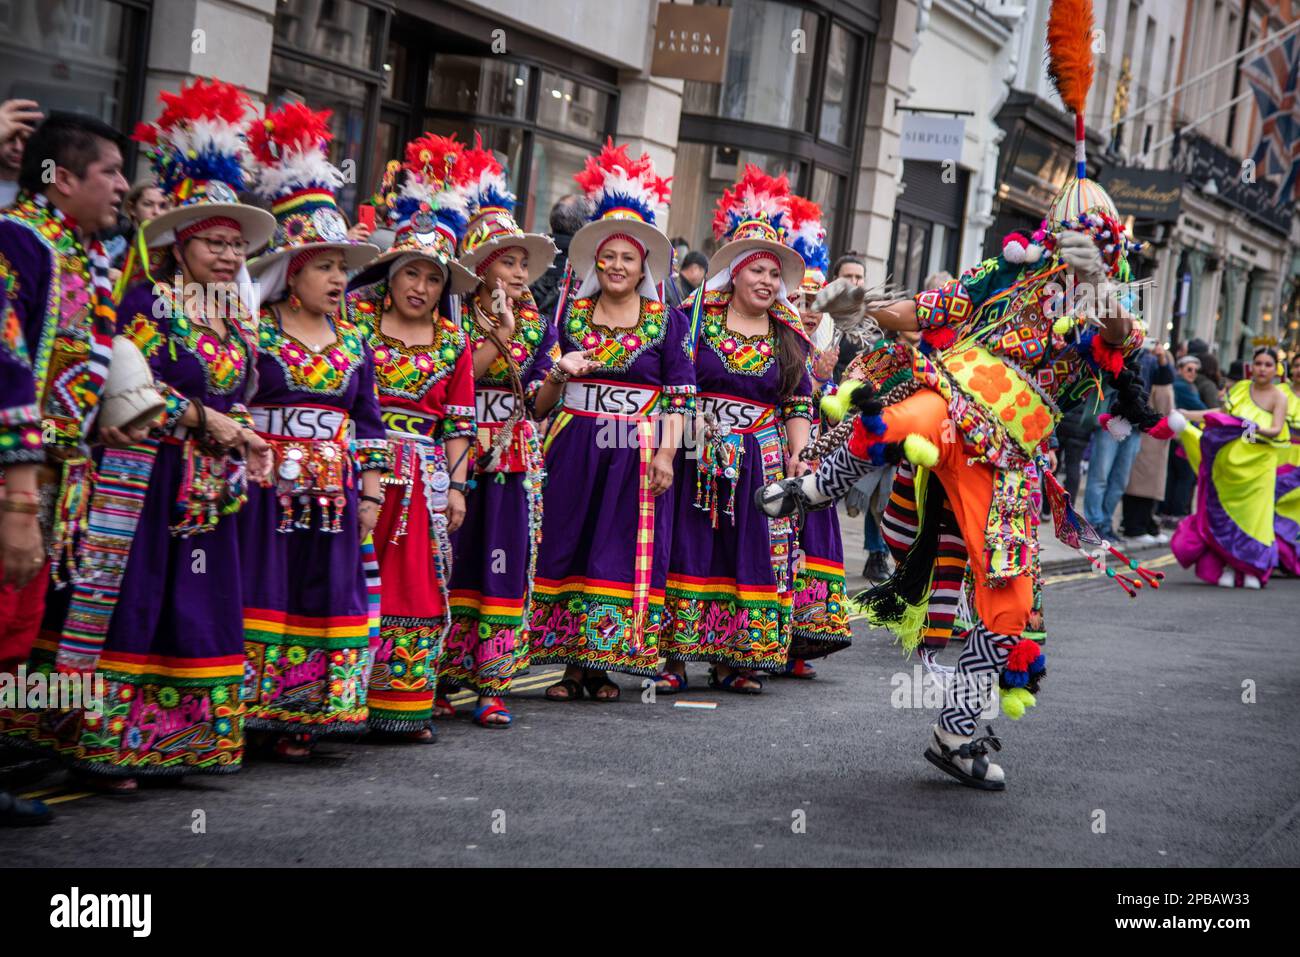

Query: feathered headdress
[453,133,517,221]
[390,132,469,239]
[450,133,556,282]
[248,101,343,201]
[117,77,275,296]
[787,195,829,288]
[244,101,378,298]
[573,138,672,227]
[133,77,253,200]
[349,132,477,295]
[567,138,674,301]
[712,165,792,244]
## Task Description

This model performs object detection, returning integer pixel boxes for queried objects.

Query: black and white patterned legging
[939,622,1013,736]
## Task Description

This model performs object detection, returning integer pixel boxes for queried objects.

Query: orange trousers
[879,389,1031,636]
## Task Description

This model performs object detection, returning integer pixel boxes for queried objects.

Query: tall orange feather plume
[1046,0,1095,117]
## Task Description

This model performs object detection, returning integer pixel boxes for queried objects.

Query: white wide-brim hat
[708,236,804,291]
[568,218,672,284]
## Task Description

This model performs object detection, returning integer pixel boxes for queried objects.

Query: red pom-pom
[1089,332,1124,375]
[153,77,252,132]
[1007,638,1042,673]
[922,325,957,352]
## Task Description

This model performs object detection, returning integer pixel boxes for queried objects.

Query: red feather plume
[1046,0,1096,117]
[786,195,823,231]
[247,102,333,165]
[451,132,504,188]
[151,77,252,132]
[405,133,462,180]
[573,138,635,194]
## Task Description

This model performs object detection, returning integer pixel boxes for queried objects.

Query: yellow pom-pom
[821,379,861,424]
[1052,317,1073,336]
[903,433,939,467]
[999,686,1037,720]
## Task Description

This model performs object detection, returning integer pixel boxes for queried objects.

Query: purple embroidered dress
[529,294,696,675]
[442,292,553,694]
[40,282,256,775]
[661,290,813,671]
[238,303,390,735]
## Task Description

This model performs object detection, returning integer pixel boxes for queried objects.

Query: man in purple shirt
[0,111,138,826]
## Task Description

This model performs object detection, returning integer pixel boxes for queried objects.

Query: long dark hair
[774,320,807,400]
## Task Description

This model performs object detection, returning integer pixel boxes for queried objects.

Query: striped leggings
[880,463,967,650]
[939,622,1013,736]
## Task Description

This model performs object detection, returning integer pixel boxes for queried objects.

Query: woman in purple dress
[528,141,694,701]
[659,167,814,693]
[240,104,383,760]
[439,137,557,727]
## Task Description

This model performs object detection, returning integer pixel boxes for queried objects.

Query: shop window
[426,55,529,120]
[819,23,859,146]
[0,0,142,135]
[810,167,845,255]
[526,134,596,234]
[667,141,805,256]
[683,0,819,131]
[537,71,612,143]
[274,0,382,73]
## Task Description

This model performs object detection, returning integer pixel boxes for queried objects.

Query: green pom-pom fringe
[821,379,861,424]
[1000,686,1037,720]
[903,433,940,468]
[866,596,931,657]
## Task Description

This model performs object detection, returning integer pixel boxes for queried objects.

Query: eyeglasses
[191,236,249,257]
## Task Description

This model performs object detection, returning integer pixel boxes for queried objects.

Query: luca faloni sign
[651,1,730,84]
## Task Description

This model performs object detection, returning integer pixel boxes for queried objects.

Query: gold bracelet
[1,499,40,515]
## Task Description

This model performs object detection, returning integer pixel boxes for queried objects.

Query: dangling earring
[287,291,302,311]
[382,291,392,313]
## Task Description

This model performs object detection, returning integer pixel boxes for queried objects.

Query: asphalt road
[4,558,1298,867]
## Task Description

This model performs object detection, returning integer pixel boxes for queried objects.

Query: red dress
[348,294,476,731]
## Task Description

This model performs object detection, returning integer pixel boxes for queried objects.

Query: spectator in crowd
[1083,377,1143,541]
[678,250,707,295]
[1055,383,1102,502]
[1160,354,1207,521]
[1225,358,1247,388]
[1195,352,1222,409]
[104,179,171,268]
[0,99,43,209]
[531,192,591,321]
[1121,341,1174,543]
[665,249,707,308]
[830,253,865,286]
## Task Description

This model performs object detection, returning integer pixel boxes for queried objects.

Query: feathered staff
[1045,0,1095,179]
